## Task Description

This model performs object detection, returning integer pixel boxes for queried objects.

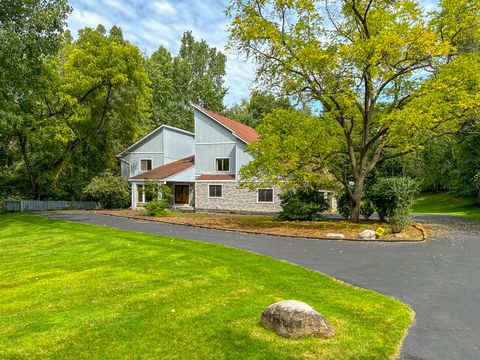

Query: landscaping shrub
[369,177,418,232]
[360,200,376,220]
[83,171,130,209]
[144,181,173,216]
[278,187,329,221]
[145,198,170,216]
[337,192,352,219]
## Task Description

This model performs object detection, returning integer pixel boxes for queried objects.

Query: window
[257,188,274,203]
[209,185,223,198]
[140,159,152,172]
[215,158,230,172]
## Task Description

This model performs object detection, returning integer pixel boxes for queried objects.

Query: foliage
[277,186,329,221]
[337,193,352,220]
[83,171,130,209]
[240,108,341,190]
[369,177,419,232]
[145,199,170,216]
[144,180,173,216]
[1,24,151,200]
[360,200,376,220]
[225,91,293,128]
[228,0,480,219]
[147,31,227,131]
[0,0,71,197]
[0,214,414,359]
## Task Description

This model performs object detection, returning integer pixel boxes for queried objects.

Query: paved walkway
[40,211,480,360]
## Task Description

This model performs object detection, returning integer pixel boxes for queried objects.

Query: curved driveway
[40,211,480,360]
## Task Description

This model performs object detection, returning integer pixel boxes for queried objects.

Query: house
[118,104,335,213]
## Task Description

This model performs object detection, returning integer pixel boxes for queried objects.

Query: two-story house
[118,104,336,213]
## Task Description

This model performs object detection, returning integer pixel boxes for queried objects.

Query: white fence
[4,200,99,212]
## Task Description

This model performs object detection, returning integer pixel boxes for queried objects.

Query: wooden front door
[174,185,189,204]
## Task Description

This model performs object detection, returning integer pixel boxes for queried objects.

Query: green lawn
[0,214,413,359]
[413,192,480,220]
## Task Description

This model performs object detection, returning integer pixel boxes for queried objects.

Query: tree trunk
[18,134,37,199]
[349,175,366,221]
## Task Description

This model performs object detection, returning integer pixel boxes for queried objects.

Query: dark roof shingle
[130,156,194,180]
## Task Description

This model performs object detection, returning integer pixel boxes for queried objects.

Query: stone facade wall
[195,182,282,213]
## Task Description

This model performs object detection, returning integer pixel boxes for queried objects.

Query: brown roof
[196,174,236,181]
[130,156,194,180]
[192,104,259,144]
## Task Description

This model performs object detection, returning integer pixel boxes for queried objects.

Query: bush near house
[145,181,173,216]
[83,171,130,209]
[278,187,329,221]
[369,177,419,232]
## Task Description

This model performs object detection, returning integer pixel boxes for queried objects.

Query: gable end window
[257,188,274,203]
[215,158,230,172]
[140,159,152,172]
[209,185,223,198]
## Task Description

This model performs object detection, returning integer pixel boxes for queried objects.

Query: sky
[68,0,254,106]
[68,0,437,106]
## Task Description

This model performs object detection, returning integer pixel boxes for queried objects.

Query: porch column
[131,183,137,209]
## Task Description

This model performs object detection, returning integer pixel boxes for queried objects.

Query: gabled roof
[130,156,195,180]
[192,104,259,144]
[117,125,194,157]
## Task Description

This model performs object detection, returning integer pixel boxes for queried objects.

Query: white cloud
[69,8,112,31]
[152,1,177,15]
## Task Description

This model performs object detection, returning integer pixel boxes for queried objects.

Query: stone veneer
[195,182,282,213]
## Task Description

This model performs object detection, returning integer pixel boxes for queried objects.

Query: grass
[413,192,480,220]
[0,214,413,359]
[97,210,424,241]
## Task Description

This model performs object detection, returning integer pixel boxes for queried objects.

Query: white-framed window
[137,184,155,204]
[208,184,223,198]
[215,157,230,172]
[257,188,274,203]
[140,159,152,172]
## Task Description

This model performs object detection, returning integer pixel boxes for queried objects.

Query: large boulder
[260,300,335,339]
[358,229,376,240]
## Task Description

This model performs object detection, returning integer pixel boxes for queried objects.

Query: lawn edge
[92,210,427,243]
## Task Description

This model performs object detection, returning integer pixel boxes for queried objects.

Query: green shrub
[83,171,130,209]
[145,199,169,216]
[360,200,376,220]
[369,177,418,232]
[337,192,352,219]
[144,181,173,216]
[278,187,329,221]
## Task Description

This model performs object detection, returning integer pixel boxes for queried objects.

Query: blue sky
[68,0,254,106]
[68,0,437,106]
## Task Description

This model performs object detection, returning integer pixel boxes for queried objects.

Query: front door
[174,185,189,204]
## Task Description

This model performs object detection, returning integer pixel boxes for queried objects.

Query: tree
[147,31,228,131]
[228,0,480,219]
[0,0,71,197]
[225,91,293,127]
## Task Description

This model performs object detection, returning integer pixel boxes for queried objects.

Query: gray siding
[194,109,239,175]
[120,126,194,179]
[235,142,253,177]
[164,127,195,164]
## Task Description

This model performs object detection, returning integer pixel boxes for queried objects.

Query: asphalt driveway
[40,211,480,360]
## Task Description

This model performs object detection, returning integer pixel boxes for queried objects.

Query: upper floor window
[257,188,274,203]
[140,159,152,172]
[215,158,230,172]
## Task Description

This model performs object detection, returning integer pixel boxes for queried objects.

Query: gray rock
[325,233,346,239]
[358,229,376,240]
[260,300,335,339]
